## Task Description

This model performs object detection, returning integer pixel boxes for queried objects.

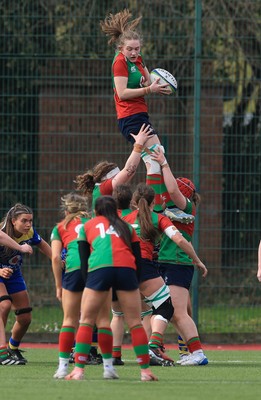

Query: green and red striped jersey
[78,215,139,272]
[51,216,89,273]
[92,179,114,212]
[112,52,148,119]
[159,202,196,265]
[123,210,173,260]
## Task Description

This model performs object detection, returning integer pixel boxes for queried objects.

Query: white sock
[193,350,204,355]
[103,358,113,368]
[59,357,69,369]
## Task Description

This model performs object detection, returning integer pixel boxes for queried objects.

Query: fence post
[192,0,202,326]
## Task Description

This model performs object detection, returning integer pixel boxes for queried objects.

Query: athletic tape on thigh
[145,284,170,309]
[141,308,153,319]
[143,298,153,308]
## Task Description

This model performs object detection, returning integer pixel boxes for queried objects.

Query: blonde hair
[60,193,90,229]
[100,8,142,48]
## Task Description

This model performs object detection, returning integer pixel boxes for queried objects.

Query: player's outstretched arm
[112,124,152,187]
[151,148,187,210]
[0,231,32,254]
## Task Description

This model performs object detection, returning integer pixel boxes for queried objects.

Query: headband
[101,167,120,181]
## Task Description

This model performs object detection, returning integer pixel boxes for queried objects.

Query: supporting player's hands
[131,123,153,145]
[0,267,13,279]
[151,146,167,166]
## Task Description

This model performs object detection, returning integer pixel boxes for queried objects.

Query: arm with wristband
[112,123,152,187]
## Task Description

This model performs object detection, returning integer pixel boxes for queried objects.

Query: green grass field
[1,348,261,400]
[5,305,261,334]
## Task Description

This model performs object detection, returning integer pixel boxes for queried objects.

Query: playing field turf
[1,347,261,400]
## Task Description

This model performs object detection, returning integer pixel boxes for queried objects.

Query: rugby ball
[150,68,178,93]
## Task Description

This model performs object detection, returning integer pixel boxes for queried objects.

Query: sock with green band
[149,332,163,348]
[74,323,93,368]
[131,325,150,369]
[98,327,113,360]
[59,325,75,359]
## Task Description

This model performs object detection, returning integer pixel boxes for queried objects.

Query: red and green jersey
[112,52,148,119]
[78,215,139,271]
[123,210,173,260]
[50,216,89,273]
[159,202,196,265]
[117,209,133,218]
[92,179,113,214]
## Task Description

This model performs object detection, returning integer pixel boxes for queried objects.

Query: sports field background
[0,0,261,339]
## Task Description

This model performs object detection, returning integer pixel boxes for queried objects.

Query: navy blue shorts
[158,263,194,290]
[86,267,139,291]
[0,268,27,294]
[62,269,85,292]
[139,258,161,283]
[118,112,158,144]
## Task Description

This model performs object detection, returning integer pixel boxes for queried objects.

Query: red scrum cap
[176,177,196,199]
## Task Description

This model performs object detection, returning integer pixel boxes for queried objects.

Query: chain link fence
[1,0,261,338]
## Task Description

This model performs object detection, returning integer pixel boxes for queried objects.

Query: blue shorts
[139,258,161,283]
[158,263,194,290]
[118,112,158,144]
[86,267,139,291]
[63,269,85,292]
[0,268,27,294]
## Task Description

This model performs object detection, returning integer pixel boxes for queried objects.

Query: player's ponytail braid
[100,9,142,46]
[133,183,159,244]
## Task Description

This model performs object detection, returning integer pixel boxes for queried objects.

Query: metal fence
[1,0,261,338]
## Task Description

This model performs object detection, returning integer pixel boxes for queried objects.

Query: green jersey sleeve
[50,225,61,242]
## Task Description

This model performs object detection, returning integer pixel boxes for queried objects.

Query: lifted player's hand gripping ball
[150,68,178,93]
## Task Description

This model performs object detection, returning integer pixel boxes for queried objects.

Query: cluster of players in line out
[0,9,212,381]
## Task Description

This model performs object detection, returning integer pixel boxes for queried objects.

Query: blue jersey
[0,227,42,270]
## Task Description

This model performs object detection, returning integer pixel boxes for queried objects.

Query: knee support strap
[152,297,174,322]
[15,307,32,315]
[111,309,124,317]
[0,295,12,303]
